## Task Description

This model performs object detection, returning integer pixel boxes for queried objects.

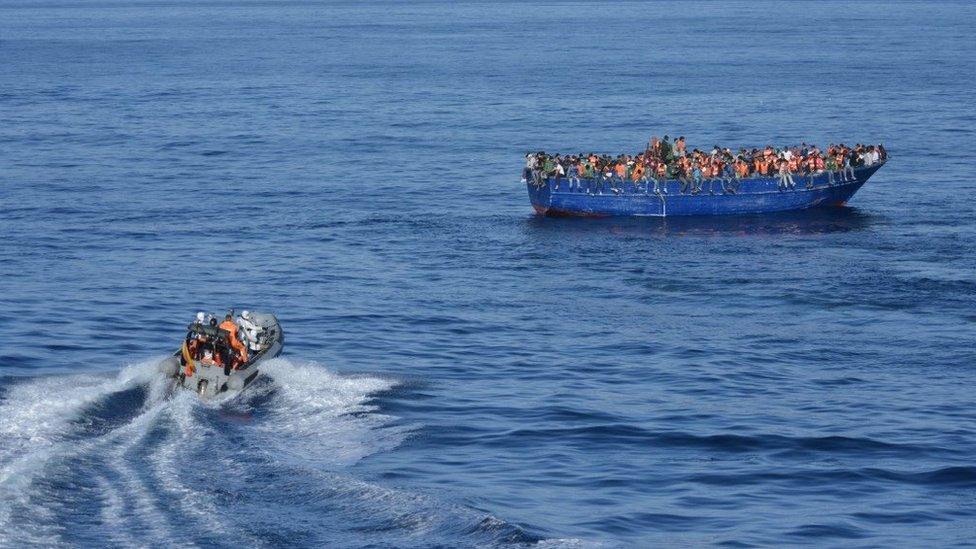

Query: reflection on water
[526,207,880,237]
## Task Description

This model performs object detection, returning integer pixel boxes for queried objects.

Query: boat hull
[527,164,883,217]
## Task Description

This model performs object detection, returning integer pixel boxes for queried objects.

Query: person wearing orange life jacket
[631,162,647,193]
[788,155,801,174]
[736,157,751,179]
[652,159,668,194]
[803,154,818,189]
[777,157,796,190]
[612,161,626,193]
[219,314,247,373]
[805,154,817,174]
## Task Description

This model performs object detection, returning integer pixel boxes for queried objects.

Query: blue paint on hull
[527,163,884,217]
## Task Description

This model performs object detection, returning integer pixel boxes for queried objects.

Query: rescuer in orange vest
[219,314,248,369]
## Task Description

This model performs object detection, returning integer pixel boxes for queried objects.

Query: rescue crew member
[219,313,248,366]
[238,310,263,352]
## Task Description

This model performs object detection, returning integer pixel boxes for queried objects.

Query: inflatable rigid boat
[158,311,283,398]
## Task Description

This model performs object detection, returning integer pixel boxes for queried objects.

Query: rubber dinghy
[157,312,283,398]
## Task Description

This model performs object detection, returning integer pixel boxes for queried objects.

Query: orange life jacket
[181,340,196,377]
[632,164,644,180]
[736,161,749,177]
[219,319,248,362]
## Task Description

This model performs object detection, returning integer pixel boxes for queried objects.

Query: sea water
[1,1,975,546]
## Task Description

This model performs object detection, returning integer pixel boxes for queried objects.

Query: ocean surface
[2,1,975,547]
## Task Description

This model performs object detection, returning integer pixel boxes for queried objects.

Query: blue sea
[2,1,975,547]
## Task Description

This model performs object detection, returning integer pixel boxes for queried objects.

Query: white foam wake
[0,357,406,546]
[249,358,410,468]
[0,358,169,544]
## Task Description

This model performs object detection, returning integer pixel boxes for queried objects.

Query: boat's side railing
[527,161,884,196]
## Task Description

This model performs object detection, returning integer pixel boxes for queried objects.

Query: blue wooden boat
[527,162,885,217]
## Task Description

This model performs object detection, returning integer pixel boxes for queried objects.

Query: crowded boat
[522,137,886,195]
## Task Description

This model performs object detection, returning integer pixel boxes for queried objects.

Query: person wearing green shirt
[825,157,838,185]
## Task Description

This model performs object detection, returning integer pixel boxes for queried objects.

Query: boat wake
[0,359,559,547]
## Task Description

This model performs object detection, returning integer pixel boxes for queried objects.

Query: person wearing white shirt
[237,310,263,352]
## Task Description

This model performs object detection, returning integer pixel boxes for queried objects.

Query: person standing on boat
[238,310,263,353]
[865,145,880,166]
[660,136,673,162]
[219,313,247,373]
[674,136,686,157]
[648,135,659,156]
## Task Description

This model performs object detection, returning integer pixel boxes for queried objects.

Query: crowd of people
[523,136,886,195]
[182,310,264,377]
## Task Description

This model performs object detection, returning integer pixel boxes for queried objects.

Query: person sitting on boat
[735,156,751,180]
[603,162,617,194]
[653,158,669,194]
[686,162,702,195]
[542,154,555,183]
[219,314,248,365]
[841,147,856,181]
[198,343,220,367]
[777,157,796,190]
[522,152,535,183]
[566,157,581,191]
[630,160,647,193]
[613,160,627,193]
[721,159,738,194]
[187,328,208,359]
[548,155,564,189]
[530,152,544,187]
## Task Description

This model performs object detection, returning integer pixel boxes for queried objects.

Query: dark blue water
[2,1,975,546]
